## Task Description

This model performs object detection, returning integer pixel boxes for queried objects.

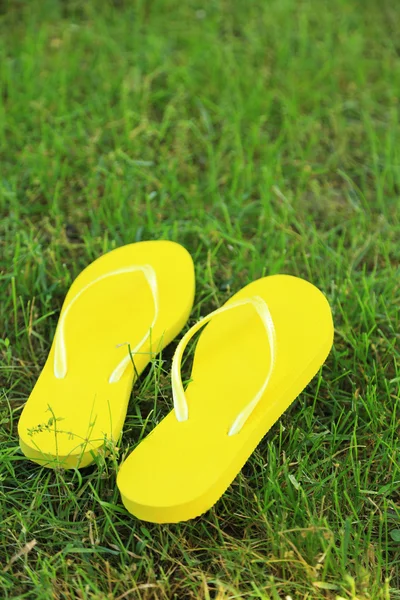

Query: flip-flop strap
[53,264,158,383]
[171,295,276,436]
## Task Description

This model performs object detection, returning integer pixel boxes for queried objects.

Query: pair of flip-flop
[18,241,333,523]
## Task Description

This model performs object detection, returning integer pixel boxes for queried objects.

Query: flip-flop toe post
[117,274,333,523]
[18,241,195,468]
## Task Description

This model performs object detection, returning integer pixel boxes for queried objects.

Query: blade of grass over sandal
[117,274,333,523]
[18,241,195,469]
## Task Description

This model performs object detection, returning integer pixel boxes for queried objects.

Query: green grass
[0,0,399,598]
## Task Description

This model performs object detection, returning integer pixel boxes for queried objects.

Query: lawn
[0,1,399,598]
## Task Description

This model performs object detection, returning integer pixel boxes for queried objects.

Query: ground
[0,1,399,598]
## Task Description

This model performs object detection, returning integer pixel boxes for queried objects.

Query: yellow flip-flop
[18,241,195,469]
[117,274,333,523]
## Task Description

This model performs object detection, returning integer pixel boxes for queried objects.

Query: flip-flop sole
[18,241,195,469]
[117,274,333,522]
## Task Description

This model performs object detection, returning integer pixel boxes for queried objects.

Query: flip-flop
[18,241,195,469]
[117,274,333,523]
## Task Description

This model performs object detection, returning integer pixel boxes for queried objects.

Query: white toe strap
[53,264,158,383]
[171,295,276,436]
